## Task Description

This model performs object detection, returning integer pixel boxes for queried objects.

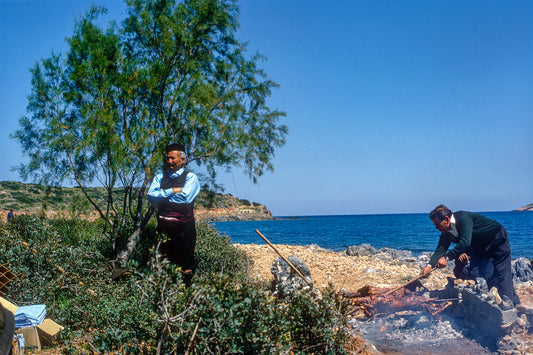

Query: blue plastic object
[14,305,46,328]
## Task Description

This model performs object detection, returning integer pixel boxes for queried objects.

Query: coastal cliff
[195,205,274,222]
[514,203,533,211]
[194,189,274,221]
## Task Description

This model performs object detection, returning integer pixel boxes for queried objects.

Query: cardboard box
[0,297,17,314]
[14,319,63,350]
[36,319,63,346]
[1,297,63,350]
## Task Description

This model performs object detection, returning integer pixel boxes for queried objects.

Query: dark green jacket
[429,211,502,266]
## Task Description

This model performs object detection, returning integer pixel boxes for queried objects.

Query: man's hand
[436,256,448,268]
[172,187,182,194]
[420,265,433,277]
[458,253,470,263]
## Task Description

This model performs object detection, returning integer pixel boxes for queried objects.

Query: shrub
[0,216,349,354]
[285,287,348,354]
[28,187,42,195]
[239,198,251,206]
[0,181,22,190]
[195,223,250,277]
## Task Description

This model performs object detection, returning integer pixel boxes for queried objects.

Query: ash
[349,310,495,354]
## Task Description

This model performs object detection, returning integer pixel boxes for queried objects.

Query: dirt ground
[235,243,533,301]
[234,243,452,292]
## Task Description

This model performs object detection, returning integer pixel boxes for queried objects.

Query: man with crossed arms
[148,143,200,287]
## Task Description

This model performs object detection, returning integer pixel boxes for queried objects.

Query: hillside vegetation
[0,180,273,221]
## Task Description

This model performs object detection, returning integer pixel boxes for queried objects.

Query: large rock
[270,255,313,298]
[512,258,533,283]
[346,244,378,257]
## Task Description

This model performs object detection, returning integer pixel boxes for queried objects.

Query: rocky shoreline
[235,243,533,292]
[234,243,533,353]
[195,206,275,222]
[234,243,452,293]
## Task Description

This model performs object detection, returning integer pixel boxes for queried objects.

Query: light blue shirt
[147,168,200,205]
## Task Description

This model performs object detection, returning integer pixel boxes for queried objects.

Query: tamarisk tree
[12,0,287,263]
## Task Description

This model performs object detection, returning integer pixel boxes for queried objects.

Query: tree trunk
[117,229,141,265]
[116,206,155,264]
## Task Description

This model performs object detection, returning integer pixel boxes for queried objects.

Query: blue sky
[1,0,532,216]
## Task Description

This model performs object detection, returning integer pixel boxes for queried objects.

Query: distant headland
[513,203,533,212]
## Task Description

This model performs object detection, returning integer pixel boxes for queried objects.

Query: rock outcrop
[514,203,533,211]
[270,255,313,299]
[195,205,274,222]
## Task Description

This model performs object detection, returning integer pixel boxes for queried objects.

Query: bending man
[148,143,200,286]
[421,204,519,306]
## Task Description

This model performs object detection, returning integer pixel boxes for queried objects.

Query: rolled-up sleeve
[148,171,200,205]
[147,174,174,204]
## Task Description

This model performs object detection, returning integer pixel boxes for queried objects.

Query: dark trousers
[453,254,492,281]
[157,218,197,275]
[453,228,518,305]
[485,227,518,304]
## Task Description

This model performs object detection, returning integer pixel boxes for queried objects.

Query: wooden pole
[255,229,313,288]
[381,267,436,296]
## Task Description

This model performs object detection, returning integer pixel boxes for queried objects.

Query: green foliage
[285,289,348,354]
[0,181,104,215]
[0,217,349,354]
[239,198,251,206]
[195,187,217,209]
[6,203,20,210]
[0,181,22,190]
[161,278,348,354]
[12,0,288,262]
[163,276,289,354]
[1,215,105,305]
[195,222,249,277]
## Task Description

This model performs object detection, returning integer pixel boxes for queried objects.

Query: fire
[339,285,450,319]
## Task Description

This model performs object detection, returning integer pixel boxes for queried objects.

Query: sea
[213,211,533,259]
